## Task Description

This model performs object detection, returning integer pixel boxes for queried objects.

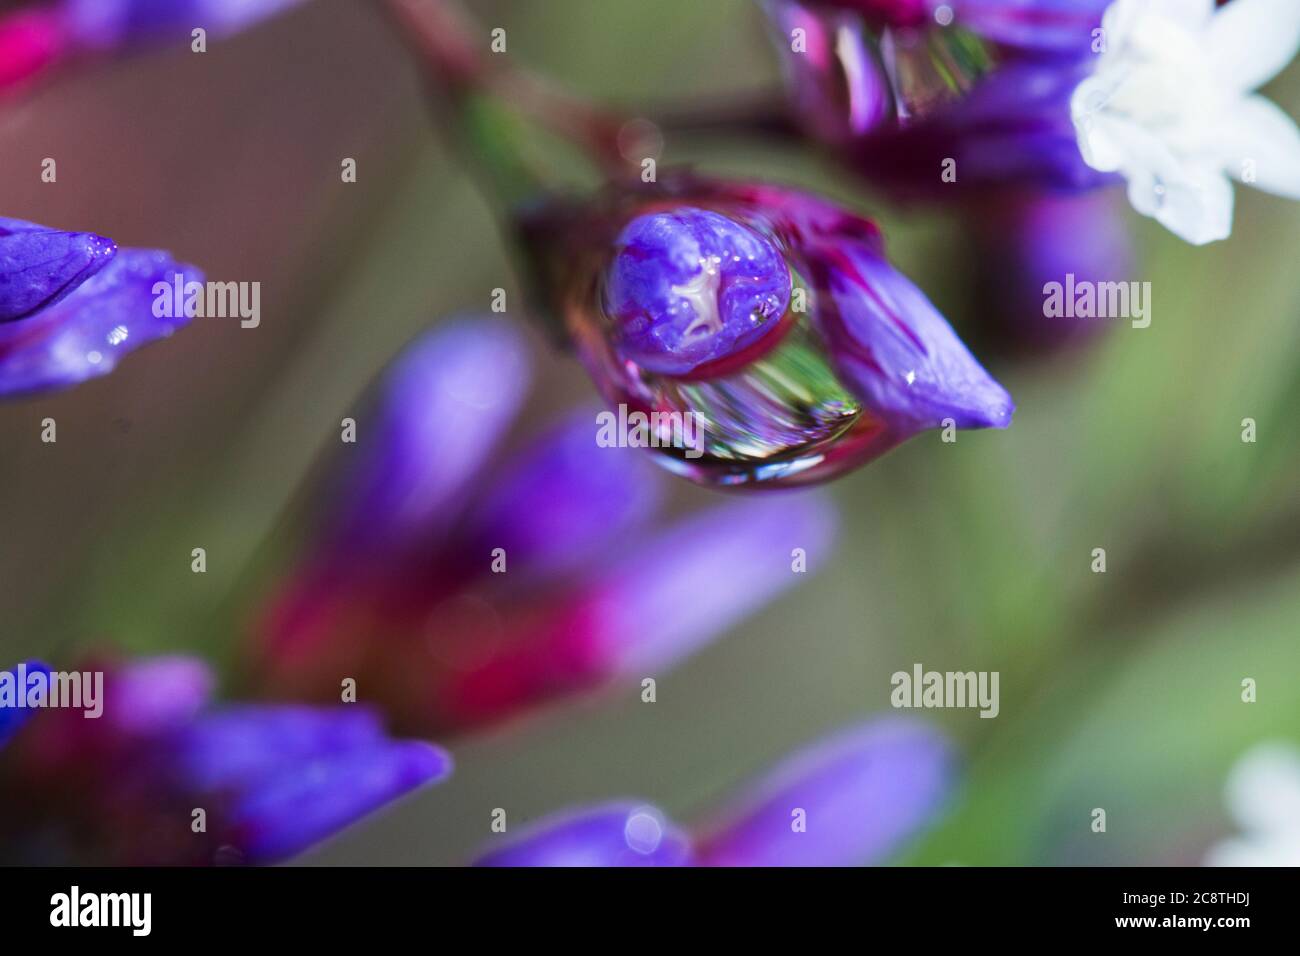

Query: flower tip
[472,801,692,867]
[403,740,455,787]
[964,383,1016,430]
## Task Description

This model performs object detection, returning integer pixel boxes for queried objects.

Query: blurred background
[1,0,1298,865]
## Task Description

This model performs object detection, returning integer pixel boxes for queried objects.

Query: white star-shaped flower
[1072,0,1300,245]
[1205,741,1300,866]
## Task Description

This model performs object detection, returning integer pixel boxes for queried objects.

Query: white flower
[1204,741,1300,866]
[1072,0,1300,245]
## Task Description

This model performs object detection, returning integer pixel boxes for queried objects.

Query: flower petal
[0,218,116,322]
[324,317,531,559]
[108,655,214,735]
[693,718,954,867]
[584,493,837,674]
[168,705,390,792]
[816,243,1014,430]
[1145,163,1235,246]
[0,10,67,90]
[463,408,662,579]
[0,660,49,748]
[1223,741,1300,837]
[1219,94,1300,199]
[222,737,451,864]
[474,802,694,867]
[0,248,200,398]
[954,0,1109,53]
[62,0,306,49]
[1208,0,1300,93]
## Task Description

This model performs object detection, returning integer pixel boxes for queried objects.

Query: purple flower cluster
[0,0,1193,869]
[767,0,1115,196]
[252,318,836,733]
[0,657,448,865]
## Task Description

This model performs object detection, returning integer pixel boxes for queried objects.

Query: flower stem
[379,0,636,206]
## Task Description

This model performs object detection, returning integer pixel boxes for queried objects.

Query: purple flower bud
[462,408,662,578]
[60,0,306,50]
[323,317,532,561]
[844,58,1114,197]
[475,803,694,867]
[964,189,1133,355]
[804,0,1108,52]
[520,174,1013,487]
[0,660,49,748]
[471,718,953,866]
[0,218,201,399]
[816,240,1014,429]
[603,208,791,375]
[253,319,837,733]
[944,0,1109,54]
[693,719,954,866]
[763,0,894,143]
[163,704,449,865]
[584,494,836,675]
[764,1,1116,198]
[0,218,115,322]
[0,656,450,865]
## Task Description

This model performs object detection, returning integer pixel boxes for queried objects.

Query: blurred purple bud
[965,189,1133,355]
[61,0,306,50]
[325,317,532,559]
[0,655,450,865]
[475,802,694,867]
[0,660,49,748]
[694,718,954,866]
[169,707,450,864]
[106,654,214,735]
[586,493,837,675]
[463,408,662,577]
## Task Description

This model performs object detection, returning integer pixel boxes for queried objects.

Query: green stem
[379,0,637,207]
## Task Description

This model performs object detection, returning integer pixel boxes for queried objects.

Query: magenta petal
[474,802,694,867]
[0,247,199,398]
[694,718,955,867]
[585,492,837,674]
[0,10,67,91]
[325,317,531,558]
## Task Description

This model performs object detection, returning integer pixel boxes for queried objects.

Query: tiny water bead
[602,208,791,375]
